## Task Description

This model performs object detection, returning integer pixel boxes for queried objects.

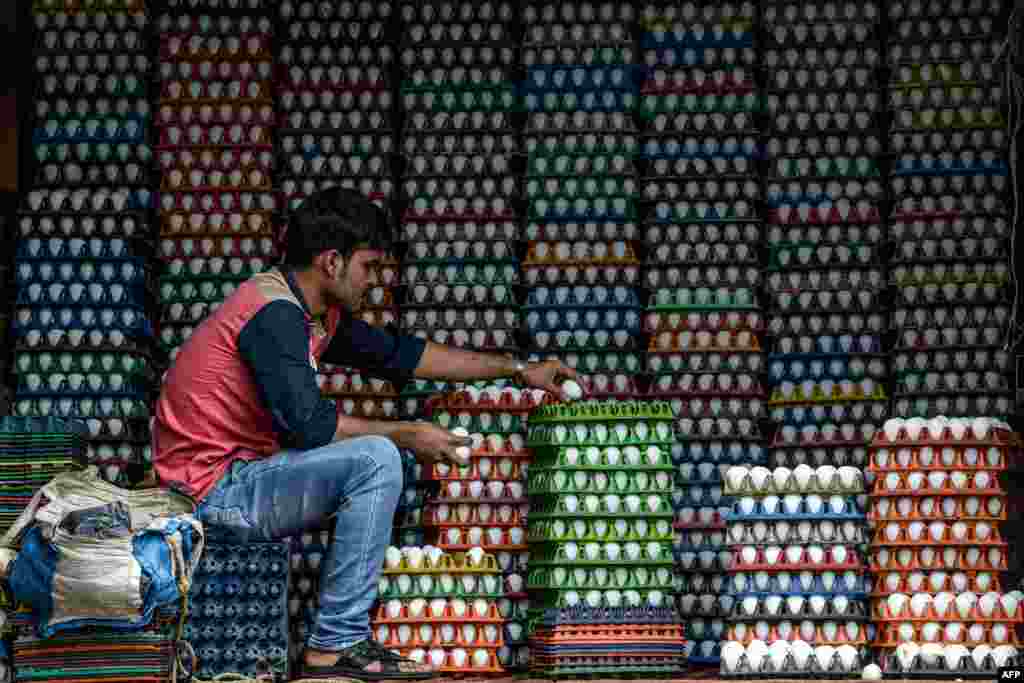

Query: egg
[861,663,882,680]
[561,379,583,401]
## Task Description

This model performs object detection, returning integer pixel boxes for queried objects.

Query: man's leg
[196,435,428,675]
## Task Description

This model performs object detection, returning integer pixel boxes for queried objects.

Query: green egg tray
[432,411,524,434]
[528,496,674,520]
[527,422,674,448]
[528,542,674,568]
[530,401,675,423]
[529,446,674,471]
[528,470,673,495]
[527,567,674,592]
[637,93,762,117]
[528,518,673,543]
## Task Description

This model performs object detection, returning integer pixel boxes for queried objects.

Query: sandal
[294,640,436,682]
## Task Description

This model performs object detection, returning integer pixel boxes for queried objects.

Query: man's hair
[282,187,394,268]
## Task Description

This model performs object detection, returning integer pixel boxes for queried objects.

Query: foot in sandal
[295,640,436,681]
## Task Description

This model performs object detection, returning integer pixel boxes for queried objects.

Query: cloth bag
[0,466,203,638]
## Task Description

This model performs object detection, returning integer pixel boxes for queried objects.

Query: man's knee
[354,435,403,488]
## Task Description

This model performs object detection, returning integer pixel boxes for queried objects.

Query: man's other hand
[518,359,585,401]
[394,423,474,466]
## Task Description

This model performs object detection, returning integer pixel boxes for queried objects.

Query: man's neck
[289,267,327,317]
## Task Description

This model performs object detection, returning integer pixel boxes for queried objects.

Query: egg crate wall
[528,605,686,678]
[0,417,86,537]
[867,416,1023,677]
[184,541,290,681]
[719,462,871,678]
[154,9,278,362]
[885,0,1013,422]
[375,546,507,673]
[314,363,401,420]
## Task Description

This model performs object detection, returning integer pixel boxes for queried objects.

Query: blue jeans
[196,435,403,651]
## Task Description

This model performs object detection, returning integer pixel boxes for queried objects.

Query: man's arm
[238,302,469,460]
[414,342,520,381]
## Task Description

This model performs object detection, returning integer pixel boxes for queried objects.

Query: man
[153,187,578,681]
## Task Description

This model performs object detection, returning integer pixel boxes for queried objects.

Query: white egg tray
[720,641,868,677]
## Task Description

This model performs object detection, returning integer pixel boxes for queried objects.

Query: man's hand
[518,359,585,400]
[393,423,474,466]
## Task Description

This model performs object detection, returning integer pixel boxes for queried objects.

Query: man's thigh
[197,435,401,541]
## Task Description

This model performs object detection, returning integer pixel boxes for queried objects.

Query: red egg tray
[873,622,1019,649]
[870,523,1007,547]
[730,548,864,572]
[725,624,867,647]
[871,598,1023,623]
[871,572,1005,596]
[868,546,1007,572]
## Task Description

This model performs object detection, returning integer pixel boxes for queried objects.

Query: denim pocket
[196,503,255,542]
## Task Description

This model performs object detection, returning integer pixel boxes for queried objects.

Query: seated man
[153,187,577,681]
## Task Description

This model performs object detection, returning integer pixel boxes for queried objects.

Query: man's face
[325,248,382,310]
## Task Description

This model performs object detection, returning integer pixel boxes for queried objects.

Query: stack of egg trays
[185,541,290,680]
[867,416,1024,677]
[525,400,684,676]
[425,383,545,669]
[15,0,159,485]
[277,0,401,417]
[397,0,521,406]
[886,0,1013,421]
[374,546,507,673]
[720,464,872,677]
[635,1,764,667]
[762,1,890,480]
[154,6,278,363]
[519,2,645,402]
[0,416,86,539]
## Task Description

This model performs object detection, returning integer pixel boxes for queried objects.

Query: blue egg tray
[727,573,868,596]
[671,443,767,466]
[15,258,150,286]
[640,32,754,51]
[523,65,641,92]
[186,542,290,681]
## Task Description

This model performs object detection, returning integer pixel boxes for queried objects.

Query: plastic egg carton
[720,640,868,678]
[529,605,686,677]
[185,542,290,680]
[877,641,1020,678]
[374,545,506,673]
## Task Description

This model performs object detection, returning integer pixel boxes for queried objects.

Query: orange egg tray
[158,236,277,261]
[375,629,504,651]
[160,79,273,104]
[868,498,1006,522]
[427,532,528,554]
[643,312,765,335]
[532,624,685,643]
[373,602,504,625]
[648,330,762,353]
[871,427,1021,448]
[725,624,868,647]
[394,648,503,674]
[871,478,1005,497]
[426,391,544,415]
[871,573,1005,596]
[158,190,278,213]
[872,623,1020,649]
[318,369,397,398]
[868,547,1007,572]
[871,599,1023,623]
[160,210,275,237]
[426,459,525,482]
[161,34,273,62]
[870,523,1007,547]
[158,125,274,150]
[867,447,1013,471]
[422,506,527,528]
[333,399,398,419]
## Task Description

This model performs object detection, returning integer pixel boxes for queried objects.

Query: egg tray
[726,626,870,649]
[527,427,674,450]
[675,592,731,619]
[424,506,527,529]
[674,420,764,444]
[726,501,866,522]
[672,485,728,511]
[377,578,504,602]
[871,573,1006,597]
[725,520,869,547]
[718,649,868,678]
[530,520,673,545]
[873,625,1020,649]
[728,570,870,596]
[872,597,1023,624]
[728,551,865,574]
[529,653,686,679]
[770,446,871,466]
[869,497,1006,523]
[868,547,1008,573]
[646,352,764,379]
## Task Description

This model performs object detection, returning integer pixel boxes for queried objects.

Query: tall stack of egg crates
[373,546,508,673]
[520,3,645,402]
[277,0,402,424]
[636,1,765,668]
[396,0,522,418]
[154,4,277,364]
[274,0,403,668]
[13,0,158,487]
[867,417,1023,676]
[727,0,886,676]
[526,400,684,677]
[886,0,1013,422]
[425,383,542,670]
